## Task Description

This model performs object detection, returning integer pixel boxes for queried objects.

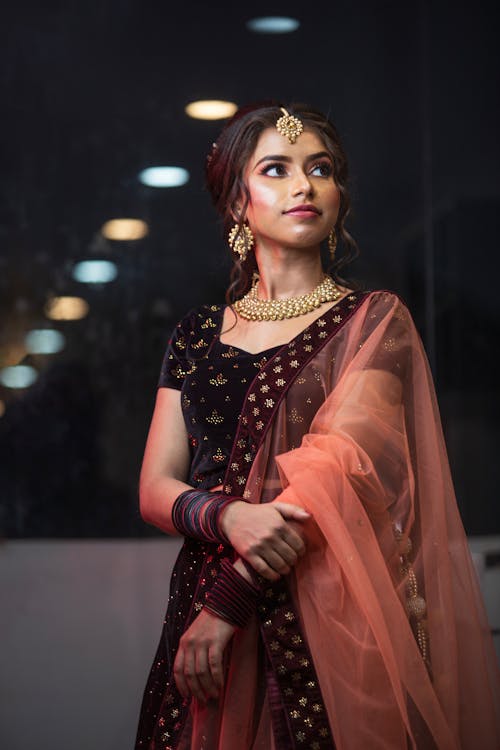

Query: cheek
[247,182,280,217]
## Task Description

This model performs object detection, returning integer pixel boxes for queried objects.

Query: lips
[284,204,321,215]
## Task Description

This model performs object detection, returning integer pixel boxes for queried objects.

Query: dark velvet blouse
[158,304,281,489]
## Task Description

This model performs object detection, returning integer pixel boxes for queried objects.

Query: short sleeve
[157,312,194,390]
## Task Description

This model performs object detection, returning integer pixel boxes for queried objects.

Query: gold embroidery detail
[201,317,217,329]
[230,462,239,471]
[290,709,301,719]
[285,611,295,621]
[175,336,186,350]
[192,338,207,349]
[289,408,304,424]
[252,407,260,416]
[299,696,307,706]
[256,420,264,430]
[209,372,228,386]
[292,634,302,645]
[221,346,239,358]
[273,364,283,373]
[290,359,299,368]
[213,448,225,463]
[296,731,306,741]
[312,703,323,713]
[248,393,256,402]
[206,410,224,424]
[260,384,270,393]
[333,314,342,323]
[264,398,275,408]
[270,641,280,651]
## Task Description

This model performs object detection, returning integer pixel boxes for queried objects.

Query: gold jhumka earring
[328,228,337,260]
[228,223,254,262]
[275,108,304,144]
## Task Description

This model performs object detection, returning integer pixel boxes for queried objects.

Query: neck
[254,244,324,300]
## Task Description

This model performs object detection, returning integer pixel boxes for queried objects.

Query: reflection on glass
[185,100,238,120]
[246,16,300,33]
[138,166,190,187]
[0,365,38,389]
[101,218,149,240]
[25,329,66,354]
[72,260,118,284]
[44,296,89,320]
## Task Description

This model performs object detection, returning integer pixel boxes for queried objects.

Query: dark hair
[205,100,360,302]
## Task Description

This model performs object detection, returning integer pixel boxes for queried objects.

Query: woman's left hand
[173,609,236,703]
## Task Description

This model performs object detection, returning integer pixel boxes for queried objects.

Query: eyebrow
[253,151,332,168]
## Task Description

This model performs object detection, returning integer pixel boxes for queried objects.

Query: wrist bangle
[204,558,259,628]
[171,489,240,544]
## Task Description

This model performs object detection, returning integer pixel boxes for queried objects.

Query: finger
[173,647,189,699]
[262,548,294,576]
[247,553,281,581]
[273,502,311,521]
[208,645,225,691]
[279,526,307,557]
[183,645,206,703]
[196,647,219,700]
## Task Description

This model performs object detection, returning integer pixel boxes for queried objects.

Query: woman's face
[241,127,340,251]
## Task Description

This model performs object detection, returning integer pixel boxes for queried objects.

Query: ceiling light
[45,296,89,321]
[185,100,238,120]
[25,329,66,355]
[72,260,118,284]
[138,166,190,187]
[101,218,149,240]
[246,17,300,33]
[0,365,38,389]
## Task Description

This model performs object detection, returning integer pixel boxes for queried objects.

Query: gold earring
[328,228,337,260]
[228,223,254,262]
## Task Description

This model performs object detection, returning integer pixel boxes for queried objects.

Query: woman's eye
[311,162,333,177]
[261,163,287,177]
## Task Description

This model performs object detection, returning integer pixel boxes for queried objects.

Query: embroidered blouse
[158,304,281,489]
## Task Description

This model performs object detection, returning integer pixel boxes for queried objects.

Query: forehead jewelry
[276,107,304,144]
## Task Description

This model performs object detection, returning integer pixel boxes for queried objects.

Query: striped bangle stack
[204,558,260,628]
[171,489,237,544]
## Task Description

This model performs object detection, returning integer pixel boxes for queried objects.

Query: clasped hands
[173,499,311,703]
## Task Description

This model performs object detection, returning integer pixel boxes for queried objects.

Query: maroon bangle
[204,558,259,628]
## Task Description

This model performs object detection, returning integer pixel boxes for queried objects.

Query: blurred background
[1,1,499,748]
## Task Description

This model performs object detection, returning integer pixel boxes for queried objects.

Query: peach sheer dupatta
[266,293,500,749]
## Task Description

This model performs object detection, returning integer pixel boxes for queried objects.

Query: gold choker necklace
[234,274,342,321]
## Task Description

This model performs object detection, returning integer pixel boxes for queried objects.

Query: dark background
[1,0,498,537]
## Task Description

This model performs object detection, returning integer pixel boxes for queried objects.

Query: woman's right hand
[220,501,311,581]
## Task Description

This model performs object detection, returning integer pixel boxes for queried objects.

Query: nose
[291,169,314,197]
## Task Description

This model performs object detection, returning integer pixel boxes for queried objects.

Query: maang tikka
[276,107,304,144]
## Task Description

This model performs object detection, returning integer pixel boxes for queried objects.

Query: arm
[140,387,310,574]
[138,386,192,535]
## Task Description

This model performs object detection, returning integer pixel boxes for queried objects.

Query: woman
[135,102,500,749]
